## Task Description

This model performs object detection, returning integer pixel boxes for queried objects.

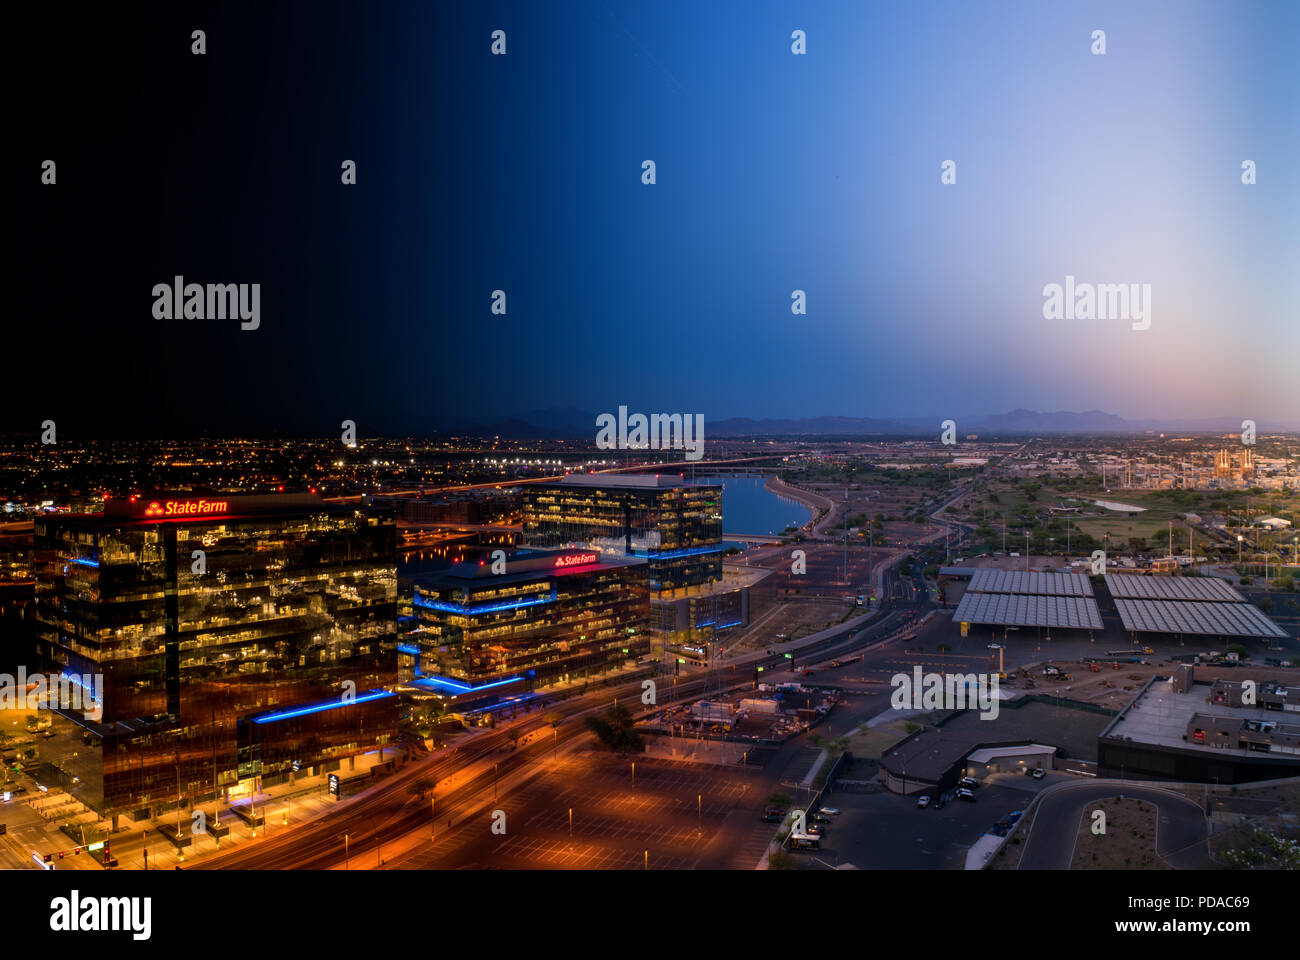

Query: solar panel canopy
[954,592,1103,630]
[967,569,1094,597]
[1105,575,1244,603]
[1114,598,1288,639]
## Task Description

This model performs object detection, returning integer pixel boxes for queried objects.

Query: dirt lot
[1015,659,1300,712]
[742,541,895,594]
[1070,796,1171,869]
[728,597,857,651]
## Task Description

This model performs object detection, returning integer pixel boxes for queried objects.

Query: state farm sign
[553,552,599,569]
[144,499,230,518]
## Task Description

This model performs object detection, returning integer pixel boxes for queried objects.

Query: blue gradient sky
[377,0,1296,425]
[13,1,1297,436]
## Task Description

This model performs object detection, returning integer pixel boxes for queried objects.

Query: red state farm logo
[554,552,599,568]
[142,499,229,518]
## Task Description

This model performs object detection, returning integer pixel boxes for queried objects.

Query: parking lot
[389,751,765,870]
[787,778,1042,869]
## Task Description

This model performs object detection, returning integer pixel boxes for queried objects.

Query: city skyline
[5,0,1298,924]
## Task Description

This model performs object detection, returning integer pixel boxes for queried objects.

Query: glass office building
[409,547,649,687]
[32,493,398,817]
[521,475,723,590]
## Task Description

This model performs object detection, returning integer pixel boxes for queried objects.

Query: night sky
[11,1,1298,439]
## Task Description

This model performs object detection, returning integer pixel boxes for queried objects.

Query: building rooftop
[968,568,1094,597]
[881,728,977,783]
[1112,598,1287,639]
[651,562,773,601]
[1105,574,1244,603]
[1104,677,1299,755]
[38,492,366,528]
[412,547,647,588]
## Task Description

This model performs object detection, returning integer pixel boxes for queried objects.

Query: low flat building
[880,729,1043,795]
[1187,713,1300,756]
[962,744,1057,778]
[1099,676,1300,783]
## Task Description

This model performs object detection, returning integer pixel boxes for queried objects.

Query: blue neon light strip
[466,692,540,715]
[695,620,716,627]
[65,557,99,568]
[413,586,556,616]
[716,619,743,629]
[58,670,102,704]
[629,545,725,560]
[412,674,523,695]
[252,689,396,724]
[396,643,420,655]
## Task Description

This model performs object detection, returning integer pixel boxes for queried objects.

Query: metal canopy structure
[1113,598,1288,639]
[1105,574,1244,603]
[967,569,1094,597]
[953,592,1103,630]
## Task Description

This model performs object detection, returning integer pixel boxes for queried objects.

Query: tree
[409,776,437,800]
[585,704,645,754]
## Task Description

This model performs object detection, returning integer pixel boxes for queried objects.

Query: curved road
[1018,781,1209,869]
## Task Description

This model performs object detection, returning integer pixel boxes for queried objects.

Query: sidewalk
[101,745,410,870]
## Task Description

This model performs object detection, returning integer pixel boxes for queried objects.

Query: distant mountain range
[419,408,1294,438]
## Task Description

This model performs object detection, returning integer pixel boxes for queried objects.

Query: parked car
[956,788,976,802]
[916,795,931,808]
[1006,810,1023,824]
[819,806,841,816]
[805,824,824,837]
[761,806,787,823]
[1030,768,1046,780]
[932,797,946,810]
[958,777,979,790]
[810,812,831,823]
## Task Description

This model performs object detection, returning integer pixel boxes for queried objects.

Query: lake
[692,475,813,536]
